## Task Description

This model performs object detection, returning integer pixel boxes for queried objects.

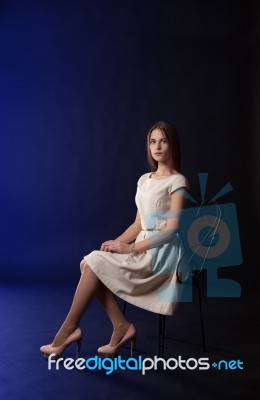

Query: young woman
[40,121,190,359]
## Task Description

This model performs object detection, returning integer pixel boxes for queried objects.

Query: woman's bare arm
[100,211,142,251]
[133,188,187,253]
[115,211,142,243]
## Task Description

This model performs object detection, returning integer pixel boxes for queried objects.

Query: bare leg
[52,260,130,347]
[80,259,131,346]
[51,262,100,346]
[95,282,131,346]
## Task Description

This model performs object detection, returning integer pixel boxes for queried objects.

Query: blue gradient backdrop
[0,0,255,285]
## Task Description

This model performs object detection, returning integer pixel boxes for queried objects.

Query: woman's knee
[80,259,88,274]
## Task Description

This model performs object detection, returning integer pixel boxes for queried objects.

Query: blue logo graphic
[180,173,242,298]
[148,173,243,302]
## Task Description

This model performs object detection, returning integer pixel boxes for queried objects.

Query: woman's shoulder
[169,172,189,193]
[137,172,151,186]
[171,172,188,181]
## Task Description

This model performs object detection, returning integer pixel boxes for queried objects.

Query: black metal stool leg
[123,300,127,315]
[158,314,166,357]
[124,290,205,355]
[193,280,206,351]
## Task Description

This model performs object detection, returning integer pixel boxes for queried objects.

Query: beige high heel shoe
[97,324,136,357]
[40,327,83,359]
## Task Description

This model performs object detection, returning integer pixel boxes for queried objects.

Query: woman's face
[149,129,169,163]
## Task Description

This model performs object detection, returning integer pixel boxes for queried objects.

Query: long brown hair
[146,121,181,172]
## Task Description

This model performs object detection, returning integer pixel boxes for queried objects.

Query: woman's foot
[97,323,136,357]
[51,324,78,347]
[40,327,83,359]
[109,322,132,347]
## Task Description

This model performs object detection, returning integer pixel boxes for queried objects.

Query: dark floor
[0,279,259,400]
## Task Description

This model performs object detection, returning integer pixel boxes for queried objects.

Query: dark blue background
[1,2,259,400]
[0,0,257,288]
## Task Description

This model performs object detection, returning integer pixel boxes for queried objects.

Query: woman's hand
[100,240,115,252]
[100,240,131,254]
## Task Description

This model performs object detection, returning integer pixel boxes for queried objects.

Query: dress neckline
[148,172,177,181]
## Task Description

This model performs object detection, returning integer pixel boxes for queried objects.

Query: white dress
[83,172,190,315]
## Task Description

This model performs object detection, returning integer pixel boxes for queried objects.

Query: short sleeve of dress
[137,173,150,188]
[169,174,189,194]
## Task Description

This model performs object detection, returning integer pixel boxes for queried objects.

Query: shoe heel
[76,338,82,357]
[130,337,136,357]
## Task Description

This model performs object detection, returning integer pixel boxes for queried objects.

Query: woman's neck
[155,164,174,177]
